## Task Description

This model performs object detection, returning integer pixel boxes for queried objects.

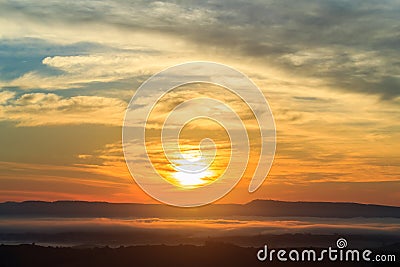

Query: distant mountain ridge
[0,199,399,218]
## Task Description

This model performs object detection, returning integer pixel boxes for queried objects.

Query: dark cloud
[293,96,324,101]
[0,0,399,98]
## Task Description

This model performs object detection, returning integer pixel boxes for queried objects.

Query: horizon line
[1,199,399,208]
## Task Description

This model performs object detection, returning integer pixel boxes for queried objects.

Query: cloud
[41,54,157,79]
[0,92,127,126]
[0,40,166,90]
[0,38,108,81]
[0,0,399,203]
[1,50,184,90]
[0,90,15,104]
[1,0,399,98]
[1,217,400,238]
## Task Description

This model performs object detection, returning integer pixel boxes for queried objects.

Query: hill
[0,200,399,218]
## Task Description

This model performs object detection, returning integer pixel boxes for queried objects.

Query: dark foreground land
[0,243,398,267]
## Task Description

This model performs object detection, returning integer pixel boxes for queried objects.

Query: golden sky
[0,0,399,205]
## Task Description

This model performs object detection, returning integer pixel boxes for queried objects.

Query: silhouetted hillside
[0,243,398,267]
[0,200,399,218]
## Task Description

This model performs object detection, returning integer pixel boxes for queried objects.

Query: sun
[169,149,216,188]
[172,169,214,188]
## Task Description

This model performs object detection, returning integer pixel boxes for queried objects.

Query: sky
[0,0,399,205]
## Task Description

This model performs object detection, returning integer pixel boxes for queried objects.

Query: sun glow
[172,169,214,188]
[166,149,218,188]
[143,83,260,190]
